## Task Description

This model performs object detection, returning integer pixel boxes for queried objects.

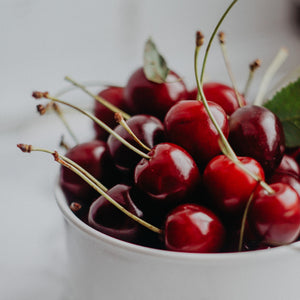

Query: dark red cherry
[88,184,143,242]
[107,114,165,173]
[60,140,119,202]
[164,100,229,168]
[228,105,285,177]
[187,83,246,115]
[203,155,265,215]
[273,154,300,179]
[249,183,300,245]
[164,204,225,253]
[134,143,201,208]
[268,173,300,197]
[94,87,128,140]
[124,67,188,120]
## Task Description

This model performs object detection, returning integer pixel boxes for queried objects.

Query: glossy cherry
[187,83,246,115]
[164,203,225,253]
[248,182,300,245]
[88,184,143,242]
[228,105,285,177]
[268,173,300,197]
[164,100,229,168]
[134,143,201,209]
[60,140,119,202]
[273,154,300,179]
[107,114,165,173]
[124,67,188,120]
[94,87,128,140]
[203,155,265,215]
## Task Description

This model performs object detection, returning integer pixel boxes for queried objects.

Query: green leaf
[264,77,300,148]
[143,38,169,84]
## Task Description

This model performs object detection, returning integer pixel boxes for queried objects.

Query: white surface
[1,0,299,299]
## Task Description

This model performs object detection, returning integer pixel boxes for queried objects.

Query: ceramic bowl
[55,185,300,300]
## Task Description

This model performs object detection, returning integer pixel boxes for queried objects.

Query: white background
[1,0,299,299]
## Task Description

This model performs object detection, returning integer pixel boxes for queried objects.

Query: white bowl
[55,185,300,300]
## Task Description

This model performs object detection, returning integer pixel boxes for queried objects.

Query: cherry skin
[94,87,128,141]
[203,155,265,215]
[164,100,229,168]
[164,203,225,253]
[124,67,188,120]
[187,83,246,115]
[60,140,119,203]
[88,184,143,242]
[107,114,165,173]
[273,154,300,179]
[228,105,285,177]
[268,173,300,197]
[134,143,201,209]
[248,182,300,245]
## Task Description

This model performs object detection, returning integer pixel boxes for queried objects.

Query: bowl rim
[55,183,300,262]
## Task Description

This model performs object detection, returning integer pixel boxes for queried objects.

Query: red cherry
[94,87,128,140]
[203,155,265,215]
[164,204,225,253]
[107,114,165,173]
[249,183,300,245]
[229,105,285,177]
[164,100,229,168]
[187,83,246,115]
[268,173,300,197]
[124,67,188,120]
[60,140,119,202]
[273,154,300,179]
[88,184,143,242]
[134,143,201,208]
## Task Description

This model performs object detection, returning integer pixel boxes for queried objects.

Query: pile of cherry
[23,57,299,253]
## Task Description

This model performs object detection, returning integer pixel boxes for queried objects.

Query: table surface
[1,0,299,299]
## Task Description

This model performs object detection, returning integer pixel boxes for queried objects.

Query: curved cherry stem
[243,59,261,98]
[200,0,238,85]
[218,31,243,108]
[114,113,151,152]
[33,92,150,160]
[65,76,131,120]
[17,144,162,234]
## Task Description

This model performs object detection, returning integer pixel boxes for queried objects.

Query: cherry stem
[195,31,238,162]
[254,48,288,106]
[238,188,257,252]
[37,102,80,145]
[218,31,244,108]
[17,144,108,192]
[33,92,150,160]
[64,76,131,120]
[200,0,238,85]
[243,59,261,98]
[70,202,82,213]
[59,135,70,151]
[17,144,161,234]
[114,113,151,152]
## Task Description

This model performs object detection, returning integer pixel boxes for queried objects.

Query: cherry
[134,143,201,209]
[124,67,188,120]
[88,184,143,242]
[107,114,165,173]
[203,155,265,215]
[248,182,300,245]
[164,203,225,253]
[60,140,119,202]
[94,87,128,140]
[188,83,246,115]
[164,100,229,168]
[228,105,285,177]
[274,154,300,178]
[268,173,300,197]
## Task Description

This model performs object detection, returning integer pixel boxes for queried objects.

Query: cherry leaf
[264,77,300,148]
[143,38,169,84]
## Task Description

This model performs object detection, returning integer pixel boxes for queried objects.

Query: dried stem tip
[36,104,47,115]
[32,91,49,99]
[196,31,204,47]
[250,59,261,72]
[218,31,225,44]
[114,112,123,124]
[17,143,32,153]
[70,202,82,213]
